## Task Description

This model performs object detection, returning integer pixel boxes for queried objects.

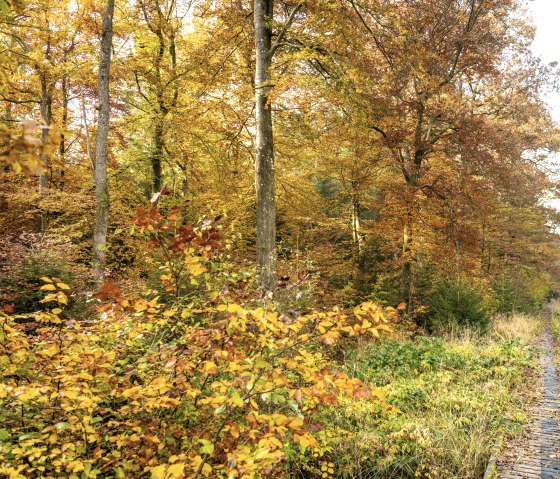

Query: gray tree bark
[402,213,413,310]
[93,0,115,283]
[351,191,364,271]
[38,69,52,234]
[58,76,68,190]
[254,0,276,290]
[82,97,95,172]
[39,74,52,196]
[253,0,301,290]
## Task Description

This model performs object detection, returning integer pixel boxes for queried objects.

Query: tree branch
[0,97,40,104]
[370,124,388,139]
[348,0,394,70]
[269,2,303,58]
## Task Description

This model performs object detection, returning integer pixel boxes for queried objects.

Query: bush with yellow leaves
[0,256,396,478]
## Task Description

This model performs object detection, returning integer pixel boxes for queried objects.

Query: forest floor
[493,302,560,478]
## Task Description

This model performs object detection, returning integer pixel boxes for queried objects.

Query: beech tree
[339,0,555,309]
[254,0,302,290]
[93,0,115,282]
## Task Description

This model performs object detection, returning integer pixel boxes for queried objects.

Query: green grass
[552,308,560,343]
[313,315,541,479]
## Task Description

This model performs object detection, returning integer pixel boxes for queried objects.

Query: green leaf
[0,429,10,441]
[199,439,214,455]
[55,422,70,431]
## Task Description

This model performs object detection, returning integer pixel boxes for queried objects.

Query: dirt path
[495,303,560,479]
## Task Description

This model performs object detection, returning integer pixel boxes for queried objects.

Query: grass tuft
[492,313,541,343]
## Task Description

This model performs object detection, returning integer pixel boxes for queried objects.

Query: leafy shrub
[426,279,491,333]
[0,206,398,479]
[0,279,397,478]
[0,238,75,313]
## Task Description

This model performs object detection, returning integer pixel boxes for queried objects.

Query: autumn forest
[1,0,560,478]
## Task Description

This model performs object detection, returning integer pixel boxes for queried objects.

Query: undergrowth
[314,314,541,479]
[0,205,543,479]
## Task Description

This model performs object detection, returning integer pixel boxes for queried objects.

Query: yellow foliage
[0,278,395,478]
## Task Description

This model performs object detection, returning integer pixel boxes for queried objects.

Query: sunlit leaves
[0,275,396,478]
[0,121,59,175]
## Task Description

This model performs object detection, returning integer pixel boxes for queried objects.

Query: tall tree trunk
[93,0,114,283]
[399,142,422,312]
[58,76,68,190]
[139,0,171,196]
[39,77,52,194]
[152,118,164,194]
[152,24,166,195]
[38,72,52,233]
[82,96,95,172]
[254,0,276,290]
[351,191,364,277]
[169,25,178,109]
[402,210,413,311]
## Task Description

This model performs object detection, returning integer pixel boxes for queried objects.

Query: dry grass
[492,313,541,343]
[442,324,485,345]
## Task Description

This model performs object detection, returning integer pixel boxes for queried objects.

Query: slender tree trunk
[39,77,52,194]
[38,33,52,199]
[82,97,95,172]
[58,76,68,190]
[400,143,422,312]
[402,211,413,311]
[152,116,164,194]
[39,73,52,233]
[254,0,276,290]
[151,24,166,195]
[169,26,178,109]
[93,0,115,283]
[351,192,364,274]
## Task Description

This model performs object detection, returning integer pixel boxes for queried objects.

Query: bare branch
[269,2,303,58]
